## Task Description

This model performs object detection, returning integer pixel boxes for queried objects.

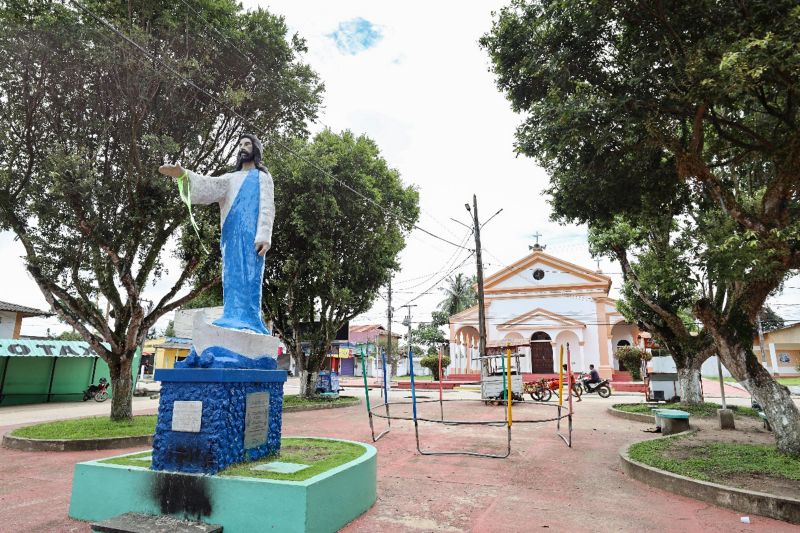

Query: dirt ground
[653,413,800,500]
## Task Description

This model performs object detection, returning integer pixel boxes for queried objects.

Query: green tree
[399,343,424,358]
[0,0,321,420]
[164,320,175,337]
[438,273,477,316]
[589,214,715,403]
[759,306,785,333]
[420,353,451,381]
[412,320,447,351]
[262,130,419,397]
[374,335,400,375]
[483,0,800,454]
[56,330,83,341]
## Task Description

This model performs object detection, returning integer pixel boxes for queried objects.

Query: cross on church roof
[528,232,546,251]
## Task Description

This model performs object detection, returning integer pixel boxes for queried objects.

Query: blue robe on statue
[213,169,269,334]
[185,166,275,335]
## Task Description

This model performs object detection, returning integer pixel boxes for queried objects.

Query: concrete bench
[758,411,771,431]
[652,408,691,435]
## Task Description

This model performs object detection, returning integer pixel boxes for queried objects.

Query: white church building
[448,245,640,379]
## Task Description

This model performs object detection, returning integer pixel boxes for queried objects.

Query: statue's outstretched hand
[256,242,271,257]
[158,162,184,178]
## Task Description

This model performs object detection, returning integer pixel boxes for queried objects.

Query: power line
[67,0,472,253]
[391,232,473,292]
[399,251,476,307]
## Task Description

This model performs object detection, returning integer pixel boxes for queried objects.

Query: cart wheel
[542,389,552,402]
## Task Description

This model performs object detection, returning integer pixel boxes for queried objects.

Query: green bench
[652,408,691,435]
[758,411,771,431]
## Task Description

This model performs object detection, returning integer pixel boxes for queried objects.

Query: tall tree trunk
[738,357,800,456]
[676,366,703,404]
[109,356,133,421]
[299,369,319,398]
[699,307,800,456]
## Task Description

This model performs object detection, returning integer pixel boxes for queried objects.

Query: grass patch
[100,451,153,468]
[283,394,359,407]
[614,402,760,419]
[700,376,739,384]
[11,415,156,440]
[395,375,433,381]
[628,436,800,483]
[100,438,365,481]
[221,438,365,481]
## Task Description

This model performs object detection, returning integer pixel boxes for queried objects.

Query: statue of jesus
[159,134,274,335]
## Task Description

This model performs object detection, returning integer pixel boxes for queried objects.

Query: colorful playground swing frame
[360,343,575,458]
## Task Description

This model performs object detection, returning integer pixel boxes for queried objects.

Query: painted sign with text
[0,339,101,357]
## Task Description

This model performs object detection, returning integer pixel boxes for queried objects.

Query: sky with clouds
[2,0,798,337]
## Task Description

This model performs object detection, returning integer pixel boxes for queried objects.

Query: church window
[532,268,545,280]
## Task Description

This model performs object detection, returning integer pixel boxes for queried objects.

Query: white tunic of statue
[185,167,278,357]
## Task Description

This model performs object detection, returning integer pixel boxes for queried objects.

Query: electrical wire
[400,252,476,307]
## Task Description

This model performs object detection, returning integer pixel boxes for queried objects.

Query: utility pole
[386,279,393,377]
[466,195,488,377]
[401,304,417,375]
[757,311,767,363]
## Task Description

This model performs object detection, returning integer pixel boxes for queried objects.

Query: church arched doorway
[530,332,553,373]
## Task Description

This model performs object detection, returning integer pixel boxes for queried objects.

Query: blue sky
[328,17,382,55]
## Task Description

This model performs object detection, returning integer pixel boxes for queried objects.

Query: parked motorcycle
[82,378,110,402]
[578,372,612,398]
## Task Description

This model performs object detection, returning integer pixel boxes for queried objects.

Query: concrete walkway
[0,389,795,532]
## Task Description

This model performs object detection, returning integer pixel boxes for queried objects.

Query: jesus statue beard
[237,150,254,166]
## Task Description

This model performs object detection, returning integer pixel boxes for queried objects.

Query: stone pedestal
[717,408,736,430]
[152,368,287,475]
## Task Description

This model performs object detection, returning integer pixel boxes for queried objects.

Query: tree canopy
[482,0,800,454]
[261,129,419,396]
[438,273,477,317]
[0,0,322,418]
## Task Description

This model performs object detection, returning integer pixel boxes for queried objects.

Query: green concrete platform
[69,437,377,533]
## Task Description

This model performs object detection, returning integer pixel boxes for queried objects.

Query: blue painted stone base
[69,438,377,533]
[152,369,287,475]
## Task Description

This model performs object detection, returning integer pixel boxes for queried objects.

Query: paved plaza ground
[0,382,797,532]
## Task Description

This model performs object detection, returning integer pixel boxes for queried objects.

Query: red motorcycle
[547,375,582,399]
[83,378,110,402]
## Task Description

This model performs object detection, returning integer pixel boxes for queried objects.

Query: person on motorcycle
[583,364,601,391]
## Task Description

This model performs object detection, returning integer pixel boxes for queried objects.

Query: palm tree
[438,273,477,316]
